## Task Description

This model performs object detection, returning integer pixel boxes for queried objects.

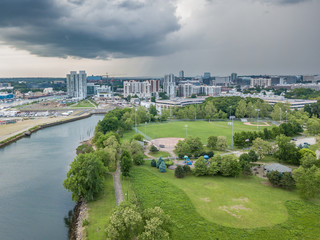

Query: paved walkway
[111,162,124,206]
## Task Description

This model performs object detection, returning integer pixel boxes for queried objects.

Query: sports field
[136,120,272,144]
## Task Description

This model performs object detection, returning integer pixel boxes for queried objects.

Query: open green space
[136,121,272,144]
[86,175,117,240]
[72,100,95,108]
[148,151,171,158]
[130,164,320,239]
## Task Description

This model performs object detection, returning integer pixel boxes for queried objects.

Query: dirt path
[111,162,124,206]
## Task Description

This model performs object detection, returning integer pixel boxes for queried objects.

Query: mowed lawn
[136,120,272,144]
[131,164,320,239]
[145,166,299,228]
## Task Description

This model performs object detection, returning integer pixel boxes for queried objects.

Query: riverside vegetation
[62,97,320,239]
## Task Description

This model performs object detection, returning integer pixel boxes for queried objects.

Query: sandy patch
[219,204,252,219]
[150,138,184,149]
[244,122,270,127]
[232,197,249,203]
[200,197,211,202]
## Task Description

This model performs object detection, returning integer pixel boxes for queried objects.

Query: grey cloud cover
[0,0,180,58]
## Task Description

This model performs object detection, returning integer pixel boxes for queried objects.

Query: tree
[275,134,299,165]
[137,107,148,124]
[132,134,144,142]
[242,162,252,177]
[130,140,144,156]
[207,136,218,150]
[175,166,185,178]
[248,150,258,162]
[95,149,110,167]
[216,136,228,151]
[208,160,219,176]
[182,165,192,175]
[204,101,217,120]
[293,165,320,199]
[133,153,145,166]
[150,145,159,153]
[299,148,316,160]
[120,150,132,177]
[100,115,119,134]
[267,171,281,187]
[139,207,172,240]
[280,172,295,190]
[235,99,247,118]
[251,138,272,160]
[220,155,241,177]
[149,105,157,116]
[63,153,108,202]
[76,143,94,155]
[156,157,164,168]
[307,116,320,135]
[185,137,203,156]
[300,153,319,169]
[159,161,167,173]
[106,202,143,240]
[151,159,156,167]
[193,157,208,176]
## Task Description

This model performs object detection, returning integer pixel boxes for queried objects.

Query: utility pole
[185,124,188,138]
[230,116,235,149]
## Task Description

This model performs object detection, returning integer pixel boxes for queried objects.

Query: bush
[207,136,218,150]
[182,165,192,175]
[220,156,241,177]
[248,150,258,162]
[150,145,159,153]
[82,219,89,227]
[133,153,145,166]
[280,172,295,190]
[267,171,281,187]
[193,157,208,176]
[132,134,144,142]
[156,157,164,168]
[165,160,173,167]
[151,159,157,167]
[242,162,252,177]
[159,161,167,173]
[76,144,94,155]
[175,166,185,178]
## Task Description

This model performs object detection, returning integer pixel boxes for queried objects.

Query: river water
[0,115,103,240]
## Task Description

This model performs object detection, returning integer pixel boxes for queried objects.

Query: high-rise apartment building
[179,70,185,78]
[66,71,87,100]
[203,72,211,79]
[163,74,176,98]
[123,80,160,98]
[231,73,237,83]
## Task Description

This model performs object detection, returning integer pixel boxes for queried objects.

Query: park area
[85,162,320,240]
[132,120,273,144]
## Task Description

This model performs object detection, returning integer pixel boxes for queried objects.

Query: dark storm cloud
[0,0,180,58]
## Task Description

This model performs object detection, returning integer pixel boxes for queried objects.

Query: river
[0,115,103,240]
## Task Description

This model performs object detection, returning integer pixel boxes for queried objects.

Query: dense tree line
[234,122,303,148]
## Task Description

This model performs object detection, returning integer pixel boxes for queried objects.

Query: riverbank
[0,113,93,148]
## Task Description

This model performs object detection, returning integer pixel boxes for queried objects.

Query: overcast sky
[0,0,319,77]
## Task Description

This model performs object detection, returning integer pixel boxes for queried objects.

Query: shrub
[242,162,252,177]
[248,150,258,162]
[76,144,94,155]
[165,160,173,167]
[193,157,208,176]
[132,134,144,142]
[267,171,281,187]
[220,156,241,177]
[280,172,295,190]
[216,136,228,151]
[175,166,185,178]
[159,161,167,173]
[150,145,159,153]
[156,157,164,168]
[182,165,192,175]
[82,219,89,227]
[207,136,218,150]
[151,159,157,167]
[133,153,145,166]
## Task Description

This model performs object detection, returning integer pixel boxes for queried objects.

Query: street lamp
[256,109,260,131]
[229,106,232,117]
[230,116,235,149]
[185,124,188,138]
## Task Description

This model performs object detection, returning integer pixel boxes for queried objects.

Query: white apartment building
[178,84,221,97]
[66,70,87,100]
[163,74,176,98]
[123,80,160,98]
[250,78,271,88]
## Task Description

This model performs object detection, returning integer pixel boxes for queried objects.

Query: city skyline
[0,0,319,77]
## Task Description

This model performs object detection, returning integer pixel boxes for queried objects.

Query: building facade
[123,80,160,98]
[66,70,87,100]
[250,78,271,88]
[163,74,176,98]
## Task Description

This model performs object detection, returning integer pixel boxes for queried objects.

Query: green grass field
[136,120,272,144]
[148,151,171,158]
[86,175,117,240]
[129,164,320,239]
[72,100,95,108]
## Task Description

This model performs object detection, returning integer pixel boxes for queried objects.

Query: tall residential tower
[66,70,87,100]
